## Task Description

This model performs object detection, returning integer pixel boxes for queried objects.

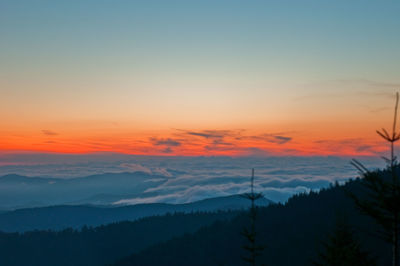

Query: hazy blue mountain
[0,178,390,266]
[183,194,272,210]
[0,172,166,209]
[0,194,272,232]
[0,156,384,207]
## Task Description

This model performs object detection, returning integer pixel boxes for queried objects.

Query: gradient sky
[1,0,400,156]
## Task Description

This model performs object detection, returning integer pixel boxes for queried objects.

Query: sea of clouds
[0,153,385,204]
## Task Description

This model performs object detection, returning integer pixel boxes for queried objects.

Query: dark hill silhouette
[113,179,389,266]
[0,194,272,232]
[0,211,238,266]
[0,178,389,266]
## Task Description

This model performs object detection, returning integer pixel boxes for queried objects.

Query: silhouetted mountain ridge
[0,178,390,266]
[0,194,272,232]
[0,211,238,266]
[114,178,390,266]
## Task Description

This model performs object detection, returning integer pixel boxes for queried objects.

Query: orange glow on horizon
[0,124,391,157]
[1,99,396,157]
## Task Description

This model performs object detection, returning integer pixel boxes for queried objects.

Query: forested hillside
[0,211,237,266]
[114,179,387,266]
[0,194,271,232]
[0,177,390,266]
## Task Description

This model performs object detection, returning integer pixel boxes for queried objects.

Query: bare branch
[393,92,399,138]
[351,159,369,173]
[383,128,391,139]
[377,130,391,141]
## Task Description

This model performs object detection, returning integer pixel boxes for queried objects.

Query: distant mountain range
[0,194,273,232]
[0,172,167,209]
[0,178,390,266]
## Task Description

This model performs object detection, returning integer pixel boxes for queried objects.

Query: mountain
[0,178,390,266]
[0,172,166,209]
[113,179,389,266]
[179,193,272,211]
[0,212,239,266]
[0,194,273,232]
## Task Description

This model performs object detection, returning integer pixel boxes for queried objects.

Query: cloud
[368,107,391,113]
[173,129,293,154]
[115,182,250,205]
[273,135,292,144]
[241,147,272,156]
[295,79,400,104]
[150,137,182,154]
[162,147,173,154]
[114,183,318,205]
[173,129,241,152]
[119,163,152,174]
[204,145,234,151]
[151,138,181,147]
[152,167,173,177]
[356,145,374,152]
[41,130,58,136]
[184,130,233,140]
[244,133,292,145]
[258,134,292,144]
[112,155,373,205]
[120,163,172,177]
[0,153,387,208]
[313,138,381,155]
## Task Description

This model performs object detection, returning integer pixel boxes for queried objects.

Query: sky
[1,0,400,156]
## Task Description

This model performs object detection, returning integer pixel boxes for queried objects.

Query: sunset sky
[1,1,400,156]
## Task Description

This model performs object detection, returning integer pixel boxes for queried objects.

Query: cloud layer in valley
[0,153,385,208]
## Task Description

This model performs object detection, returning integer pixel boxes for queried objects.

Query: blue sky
[1,0,400,155]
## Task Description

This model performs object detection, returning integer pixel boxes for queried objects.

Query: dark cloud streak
[151,138,181,147]
[42,130,59,136]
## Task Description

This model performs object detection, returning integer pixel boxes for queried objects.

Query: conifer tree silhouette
[350,92,400,266]
[241,168,264,266]
[313,215,375,266]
